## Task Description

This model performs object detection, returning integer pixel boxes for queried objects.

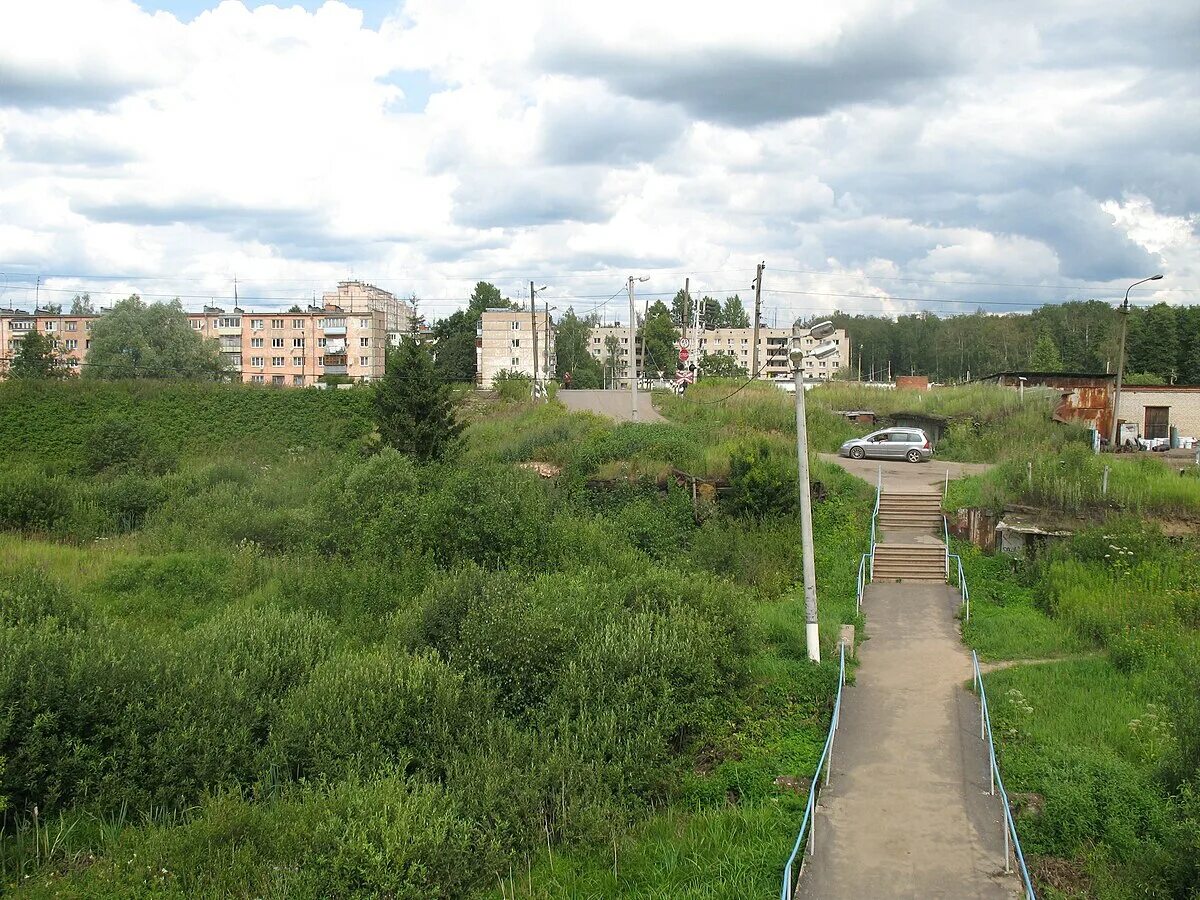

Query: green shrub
[271,647,487,781]
[0,469,71,532]
[493,369,533,402]
[83,417,176,476]
[727,440,795,518]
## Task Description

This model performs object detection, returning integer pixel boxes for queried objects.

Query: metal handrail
[972,650,1037,899]
[869,466,882,578]
[856,552,869,614]
[942,515,950,579]
[780,642,847,900]
[948,553,970,622]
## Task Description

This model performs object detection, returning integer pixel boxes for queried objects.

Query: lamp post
[530,283,548,397]
[1110,274,1164,447]
[628,276,649,420]
[793,321,839,664]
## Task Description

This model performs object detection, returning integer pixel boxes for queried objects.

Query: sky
[1,0,1198,324]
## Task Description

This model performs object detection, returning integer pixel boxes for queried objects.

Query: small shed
[979,371,1115,437]
[887,412,949,446]
[834,409,877,426]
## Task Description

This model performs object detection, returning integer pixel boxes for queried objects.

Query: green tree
[85,296,226,380]
[553,307,602,388]
[669,289,693,328]
[720,295,750,328]
[1028,330,1064,371]
[8,329,62,379]
[374,337,463,462]
[1124,372,1167,386]
[70,294,95,315]
[603,333,622,383]
[699,352,747,378]
[698,296,721,331]
[639,300,679,378]
[431,283,514,383]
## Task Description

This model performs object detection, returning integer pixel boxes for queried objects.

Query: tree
[720,295,750,328]
[9,329,62,379]
[699,352,747,378]
[85,295,226,380]
[603,333,622,383]
[41,303,62,315]
[553,307,602,388]
[698,296,721,330]
[1124,372,1167,385]
[639,300,678,378]
[374,336,463,462]
[669,289,690,328]
[70,294,95,315]
[1028,330,1063,371]
[287,304,304,313]
[431,282,515,384]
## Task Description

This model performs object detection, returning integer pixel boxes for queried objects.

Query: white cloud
[0,0,1196,318]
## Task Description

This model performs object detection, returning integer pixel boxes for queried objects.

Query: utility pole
[858,343,863,382]
[682,277,690,353]
[1111,274,1164,447]
[791,324,837,664]
[627,276,648,418]
[544,301,551,386]
[751,261,764,378]
[529,281,538,396]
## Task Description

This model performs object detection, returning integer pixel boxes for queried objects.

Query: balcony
[323,353,347,376]
[323,319,347,337]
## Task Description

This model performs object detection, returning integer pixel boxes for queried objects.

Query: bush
[271,647,487,781]
[726,440,796,518]
[0,469,71,532]
[83,417,176,476]
[493,369,533,402]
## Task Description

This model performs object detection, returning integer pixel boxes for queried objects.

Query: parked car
[838,428,933,463]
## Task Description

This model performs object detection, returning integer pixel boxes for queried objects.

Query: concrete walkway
[557,389,666,423]
[794,581,1020,900]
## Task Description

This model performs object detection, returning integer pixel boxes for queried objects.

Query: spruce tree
[374,336,463,462]
[1028,330,1063,371]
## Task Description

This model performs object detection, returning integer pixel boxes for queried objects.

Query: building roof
[976,371,1116,382]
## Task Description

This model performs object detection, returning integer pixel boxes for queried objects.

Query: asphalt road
[557,389,666,423]
[819,453,993,491]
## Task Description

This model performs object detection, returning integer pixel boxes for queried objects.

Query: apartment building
[476,308,556,388]
[0,307,93,375]
[583,323,850,382]
[321,280,414,335]
[692,325,850,380]
[585,323,644,387]
[188,305,387,386]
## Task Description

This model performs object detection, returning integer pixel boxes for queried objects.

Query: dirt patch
[516,461,561,478]
[1032,856,1093,898]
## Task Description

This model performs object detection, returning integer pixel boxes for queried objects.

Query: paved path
[557,389,666,423]
[794,582,1020,900]
[819,453,993,491]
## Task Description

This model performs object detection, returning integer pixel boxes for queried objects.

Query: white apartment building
[476,308,556,388]
[586,323,644,387]
[321,280,414,335]
[584,323,850,382]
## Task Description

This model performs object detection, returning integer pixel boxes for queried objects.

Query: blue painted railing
[948,553,970,622]
[869,466,881,579]
[972,650,1037,898]
[779,642,847,900]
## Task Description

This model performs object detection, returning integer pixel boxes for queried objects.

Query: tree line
[829,299,1200,384]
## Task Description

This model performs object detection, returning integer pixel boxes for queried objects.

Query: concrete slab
[557,389,666,423]
[819,453,993,492]
[793,582,1021,900]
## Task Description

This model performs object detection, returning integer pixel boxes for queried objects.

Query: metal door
[1145,407,1169,441]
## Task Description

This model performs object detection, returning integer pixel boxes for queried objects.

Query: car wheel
[906,449,922,463]
[850,446,865,460]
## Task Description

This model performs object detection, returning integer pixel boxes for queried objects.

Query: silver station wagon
[838,428,933,463]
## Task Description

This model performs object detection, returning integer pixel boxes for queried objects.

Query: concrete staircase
[877,490,944,531]
[872,544,946,583]
[872,488,947,583]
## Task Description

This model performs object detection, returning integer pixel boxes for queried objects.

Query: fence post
[1027,461,1033,487]
[1102,465,1110,497]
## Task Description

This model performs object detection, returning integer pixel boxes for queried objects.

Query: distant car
[839,428,933,463]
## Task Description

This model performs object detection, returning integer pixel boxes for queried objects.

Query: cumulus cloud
[0,0,1196,317]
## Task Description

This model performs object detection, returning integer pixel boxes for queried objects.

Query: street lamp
[530,283,549,397]
[793,321,839,664]
[1110,274,1164,447]
[628,276,649,419]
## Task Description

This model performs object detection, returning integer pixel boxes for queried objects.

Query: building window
[272,338,284,348]
[251,356,265,367]
[292,356,303,366]
[511,321,520,330]
[359,356,369,366]
[272,375,284,385]
[317,337,327,348]
[293,375,305,385]
[511,357,520,366]
[251,338,263,348]
[272,356,284,367]
[65,339,78,350]
[11,321,33,331]
[217,317,240,328]
[43,321,56,332]
[85,321,93,331]
[293,337,305,348]
[292,319,304,329]
[65,321,77,332]
[85,340,91,349]
[593,337,600,344]
[359,318,369,328]
[191,320,203,329]
[511,339,520,348]
[359,337,370,347]
[251,319,264,329]
[251,375,264,384]
[229,355,242,367]
[271,319,284,329]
